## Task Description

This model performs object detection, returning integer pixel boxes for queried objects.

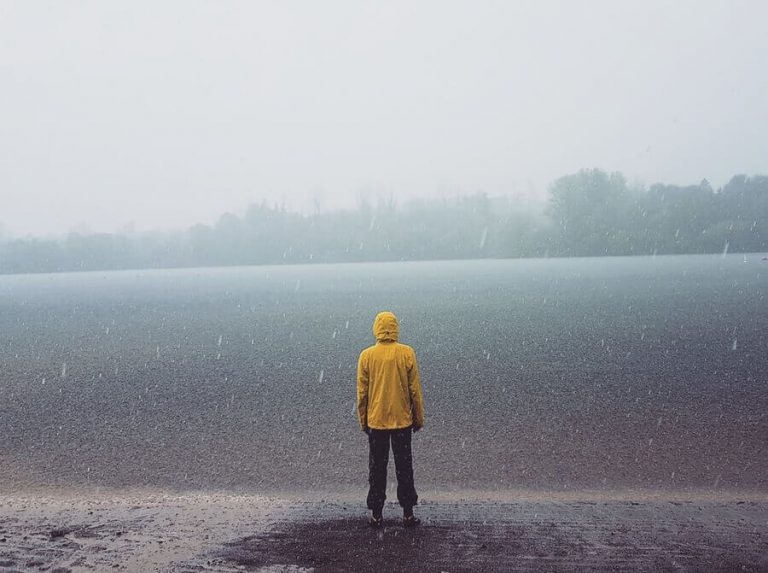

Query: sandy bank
[1,489,767,572]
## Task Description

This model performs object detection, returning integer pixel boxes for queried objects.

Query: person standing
[357,311,425,527]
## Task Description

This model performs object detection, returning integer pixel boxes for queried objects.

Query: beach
[1,490,767,572]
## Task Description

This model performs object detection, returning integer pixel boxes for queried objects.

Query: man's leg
[391,428,418,513]
[367,429,390,515]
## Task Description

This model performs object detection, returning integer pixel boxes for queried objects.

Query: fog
[2,1,767,238]
[1,171,766,274]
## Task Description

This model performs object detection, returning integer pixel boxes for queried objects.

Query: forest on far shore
[1,169,767,274]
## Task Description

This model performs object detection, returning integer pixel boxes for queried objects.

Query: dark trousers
[367,428,418,512]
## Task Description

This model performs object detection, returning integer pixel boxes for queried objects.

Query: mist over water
[1,255,765,493]
[2,171,766,275]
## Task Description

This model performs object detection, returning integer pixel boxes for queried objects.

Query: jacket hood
[373,311,399,342]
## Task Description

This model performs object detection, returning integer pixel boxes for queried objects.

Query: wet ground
[1,493,767,572]
[216,499,768,573]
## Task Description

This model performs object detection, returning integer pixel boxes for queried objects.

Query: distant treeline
[1,170,767,274]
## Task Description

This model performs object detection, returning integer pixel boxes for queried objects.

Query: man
[357,311,425,527]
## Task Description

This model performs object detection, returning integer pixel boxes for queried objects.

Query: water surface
[1,255,766,493]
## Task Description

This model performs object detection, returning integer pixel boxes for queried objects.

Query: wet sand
[1,491,767,572]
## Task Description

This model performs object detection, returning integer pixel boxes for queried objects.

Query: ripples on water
[0,255,766,492]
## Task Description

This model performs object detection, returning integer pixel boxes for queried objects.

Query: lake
[0,254,766,494]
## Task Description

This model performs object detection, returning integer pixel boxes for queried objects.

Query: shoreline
[4,485,768,504]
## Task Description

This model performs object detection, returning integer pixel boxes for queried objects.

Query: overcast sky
[1,1,766,237]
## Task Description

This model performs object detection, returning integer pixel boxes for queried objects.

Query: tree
[547,169,631,256]
[642,180,717,254]
[712,175,768,252]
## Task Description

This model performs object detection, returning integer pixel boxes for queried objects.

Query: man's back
[357,312,424,431]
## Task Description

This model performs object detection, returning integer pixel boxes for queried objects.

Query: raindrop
[217,335,223,347]
[479,226,488,249]
[731,339,738,351]
[318,369,324,383]
[61,363,67,378]
[721,241,729,257]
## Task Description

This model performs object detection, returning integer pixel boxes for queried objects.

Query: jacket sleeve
[356,351,369,430]
[408,349,425,428]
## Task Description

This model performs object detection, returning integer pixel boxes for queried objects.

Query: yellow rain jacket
[357,311,425,431]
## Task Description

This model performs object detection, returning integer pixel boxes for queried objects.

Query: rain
[0,1,767,571]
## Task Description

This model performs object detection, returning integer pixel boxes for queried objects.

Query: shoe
[402,515,420,527]
[369,514,383,528]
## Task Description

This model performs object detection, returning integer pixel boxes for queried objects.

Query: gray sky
[1,1,766,238]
